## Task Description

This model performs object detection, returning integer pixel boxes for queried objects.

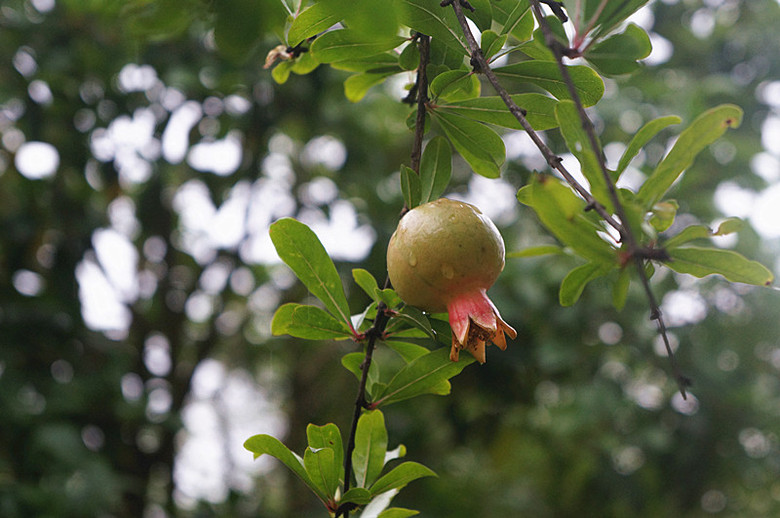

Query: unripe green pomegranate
[387,198,516,363]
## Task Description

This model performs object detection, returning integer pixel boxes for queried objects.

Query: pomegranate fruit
[387,198,517,363]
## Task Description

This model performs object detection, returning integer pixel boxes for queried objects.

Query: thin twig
[446,0,690,396]
[527,0,689,397]
[447,0,623,234]
[339,34,432,518]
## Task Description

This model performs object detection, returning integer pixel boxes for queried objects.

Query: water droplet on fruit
[441,263,454,279]
[408,253,417,267]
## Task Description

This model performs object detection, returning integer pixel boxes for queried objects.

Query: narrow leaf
[271,303,353,340]
[401,165,422,209]
[481,30,507,62]
[370,462,437,496]
[270,218,352,327]
[392,306,436,340]
[307,423,344,482]
[438,93,560,131]
[612,267,631,311]
[345,71,398,103]
[429,70,480,102]
[433,111,505,179]
[377,509,419,518]
[340,487,372,506]
[508,245,564,258]
[559,261,611,306]
[649,200,679,232]
[288,0,348,46]
[637,105,743,208]
[667,247,773,286]
[244,434,326,502]
[304,447,339,499]
[375,348,475,407]
[341,352,381,399]
[353,268,381,301]
[585,23,651,76]
[555,100,611,209]
[419,136,452,202]
[383,341,431,363]
[617,115,681,177]
[397,0,469,56]
[493,61,605,107]
[517,176,616,263]
[353,410,388,488]
[311,30,406,63]
[663,224,712,249]
[494,0,532,40]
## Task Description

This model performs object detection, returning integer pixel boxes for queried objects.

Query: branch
[527,0,690,397]
[340,35,432,518]
[446,0,623,234]
[446,0,690,396]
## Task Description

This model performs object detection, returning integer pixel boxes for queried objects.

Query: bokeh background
[1,0,780,516]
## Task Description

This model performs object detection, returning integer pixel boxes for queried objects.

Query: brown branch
[339,34,431,518]
[446,0,622,235]
[527,0,690,397]
[447,0,690,397]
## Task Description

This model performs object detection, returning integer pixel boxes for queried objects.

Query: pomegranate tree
[387,198,517,363]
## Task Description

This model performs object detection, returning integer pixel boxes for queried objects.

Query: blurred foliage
[1,0,779,517]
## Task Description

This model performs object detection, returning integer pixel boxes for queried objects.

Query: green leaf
[291,51,320,75]
[343,1,399,37]
[559,261,611,306]
[369,461,437,496]
[666,247,773,286]
[353,410,388,488]
[269,218,353,329]
[429,70,480,102]
[517,176,616,263]
[383,341,431,363]
[401,165,422,209]
[311,30,406,63]
[345,71,399,103]
[271,61,294,84]
[438,93,560,131]
[612,267,631,311]
[649,200,679,233]
[397,0,469,56]
[481,30,507,62]
[374,348,475,406]
[419,136,452,203]
[304,446,339,500]
[377,509,419,518]
[637,104,743,208]
[508,245,565,258]
[464,0,492,31]
[353,268,381,301]
[340,487,373,506]
[493,61,604,106]
[585,23,651,76]
[399,42,420,71]
[271,303,354,340]
[715,217,744,236]
[564,0,652,41]
[432,111,505,179]
[617,115,681,178]
[663,218,744,249]
[287,0,348,47]
[307,423,344,482]
[555,100,611,209]
[342,352,382,400]
[493,0,532,41]
[392,305,436,340]
[244,434,326,502]
[331,53,400,73]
